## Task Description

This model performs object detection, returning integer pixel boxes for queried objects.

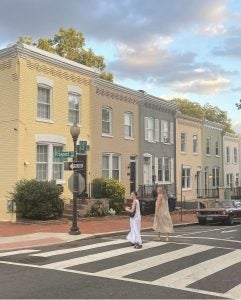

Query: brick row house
[1,42,241,221]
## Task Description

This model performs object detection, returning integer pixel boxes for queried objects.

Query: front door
[196,170,201,197]
[130,161,136,193]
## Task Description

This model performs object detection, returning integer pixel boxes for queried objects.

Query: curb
[93,222,198,238]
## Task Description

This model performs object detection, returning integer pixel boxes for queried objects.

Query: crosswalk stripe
[42,241,166,269]
[95,244,213,278]
[0,249,39,257]
[153,249,241,288]
[31,239,127,257]
[225,283,241,299]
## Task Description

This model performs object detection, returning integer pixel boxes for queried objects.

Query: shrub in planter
[10,179,64,220]
[105,178,125,214]
[86,200,108,217]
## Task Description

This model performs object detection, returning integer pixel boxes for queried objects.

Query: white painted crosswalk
[1,238,241,298]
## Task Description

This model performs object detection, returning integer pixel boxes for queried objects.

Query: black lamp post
[69,123,81,235]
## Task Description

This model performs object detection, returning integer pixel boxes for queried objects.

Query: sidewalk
[0,211,197,251]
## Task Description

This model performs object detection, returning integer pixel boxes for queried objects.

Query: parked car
[196,200,241,225]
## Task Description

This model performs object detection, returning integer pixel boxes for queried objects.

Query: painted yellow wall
[176,116,203,202]
[0,56,19,221]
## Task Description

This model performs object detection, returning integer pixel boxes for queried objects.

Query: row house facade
[139,92,178,194]
[176,114,203,202]
[0,42,98,221]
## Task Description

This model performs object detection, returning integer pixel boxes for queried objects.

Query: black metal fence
[197,188,219,199]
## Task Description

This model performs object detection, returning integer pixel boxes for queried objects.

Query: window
[234,147,238,164]
[145,117,155,142]
[158,157,171,183]
[206,138,211,155]
[68,93,80,124]
[37,86,51,120]
[193,135,198,153]
[124,112,133,138]
[182,167,191,189]
[226,173,233,188]
[161,120,170,143]
[226,146,230,163]
[102,154,121,180]
[102,107,112,135]
[36,144,64,181]
[181,132,187,152]
[212,167,220,187]
[215,140,220,156]
[36,145,48,181]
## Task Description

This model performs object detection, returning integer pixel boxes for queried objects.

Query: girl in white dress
[125,192,142,249]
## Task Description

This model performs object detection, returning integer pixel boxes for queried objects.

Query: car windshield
[214,201,235,208]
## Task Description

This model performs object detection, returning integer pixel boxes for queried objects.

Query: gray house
[202,120,224,195]
[138,91,178,194]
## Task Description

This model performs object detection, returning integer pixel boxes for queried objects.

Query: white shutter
[161,120,164,142]
[155,119,159,142]
[170,158,174,183]
[144,117,148,141]
[170,122,174,144]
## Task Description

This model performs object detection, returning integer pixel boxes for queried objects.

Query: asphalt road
[1,224,241,299]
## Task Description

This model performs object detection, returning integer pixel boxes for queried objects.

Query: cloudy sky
[1,0,241,131]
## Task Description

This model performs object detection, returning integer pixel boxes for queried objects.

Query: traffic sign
[54,151,74,158]
[64,161,85,171]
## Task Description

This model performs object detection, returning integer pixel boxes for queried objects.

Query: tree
[236,100,241,110]
[171,98,233,133]
[19,28,113,82]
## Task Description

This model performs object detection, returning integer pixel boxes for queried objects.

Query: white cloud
[199,24,227,36]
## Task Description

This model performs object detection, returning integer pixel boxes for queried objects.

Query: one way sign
[64,161,85,171]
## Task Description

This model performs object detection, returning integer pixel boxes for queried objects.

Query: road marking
[221,230,237,233]
[42,241,166,269]
[153,249,241,288]
[95,244,213,278]
[0,249,39,257]
[174,236,241,244]
[225,282,241,299]
[31,239,127,257]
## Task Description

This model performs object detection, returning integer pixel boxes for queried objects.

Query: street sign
[64,161,85,171]
[77,141,89,154]
[54,151,74,158]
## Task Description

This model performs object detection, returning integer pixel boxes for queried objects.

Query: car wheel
[225,215,234,226]
[198,219,206,225]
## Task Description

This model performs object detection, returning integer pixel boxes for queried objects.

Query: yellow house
[176,114,203,205]
[0,43,98,221]
[90,78,140,196]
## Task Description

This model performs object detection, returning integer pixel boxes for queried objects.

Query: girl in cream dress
[153,186,174,241]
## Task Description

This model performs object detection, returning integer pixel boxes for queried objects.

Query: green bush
[10,179,64,220]
[105,179,125,214]
[85,200,108,217]
[92,178,107,198]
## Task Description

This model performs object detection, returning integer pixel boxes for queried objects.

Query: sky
[1,0,241,131]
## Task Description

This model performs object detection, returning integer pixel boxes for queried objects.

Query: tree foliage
[19,28,113,81]
[171,98,233,133]
[236,100,241,110]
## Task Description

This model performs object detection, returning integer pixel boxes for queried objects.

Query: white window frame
[102,106,113,136]
[182,166,191,190]
[181,132,187,152]
[124,112,133,139]
[206,137,211,156]
[144,117,155,142]
[68,92,80,125]
[157,157,172,184]
[37,84,52,122]
[102,153,121,181]
[36,143,65,183]
[226,173,234,188]
[161,120,170,143]
[212,167,220,187]
[193,135,198,154]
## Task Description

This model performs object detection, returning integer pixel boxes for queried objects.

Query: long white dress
[153,195,174,234]
[127,199,142,245]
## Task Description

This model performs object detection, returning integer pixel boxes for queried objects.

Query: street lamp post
[69,123,81,235]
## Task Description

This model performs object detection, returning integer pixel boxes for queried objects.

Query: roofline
[0,42,100,77]
[142,93,179,111]
[176,113,203,124]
